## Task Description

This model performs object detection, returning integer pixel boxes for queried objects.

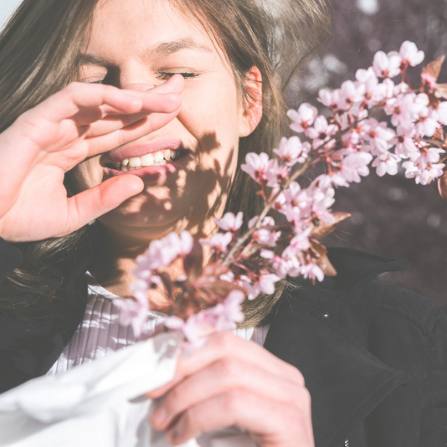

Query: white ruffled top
[47,279,270,447]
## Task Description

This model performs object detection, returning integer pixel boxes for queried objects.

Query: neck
[89,221,215,312]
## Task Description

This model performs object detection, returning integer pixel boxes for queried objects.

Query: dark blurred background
[287,0,447,310]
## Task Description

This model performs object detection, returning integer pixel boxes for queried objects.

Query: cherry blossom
[215,212,243,232]
[372,153,400,177]
[373,51,401,79]
[339,80,365,109]
[318,88,342,111]
[274,136,310,166]
[200,232,233,253]
[287,103,318,133]
[120,42,447,347]
[241,152,271,185]
[307,115,338,148]
[300,263,324,282]
[398,41,425,67]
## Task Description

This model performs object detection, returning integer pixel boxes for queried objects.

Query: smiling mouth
[106,148,184,171]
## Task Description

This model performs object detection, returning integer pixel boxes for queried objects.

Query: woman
[0,0,446,446]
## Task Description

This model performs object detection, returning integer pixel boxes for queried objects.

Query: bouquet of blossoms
[118,41,447,345]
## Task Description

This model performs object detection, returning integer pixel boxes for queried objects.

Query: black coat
[1,238,447,447]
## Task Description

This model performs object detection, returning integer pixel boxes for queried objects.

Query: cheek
[180,76,242,138]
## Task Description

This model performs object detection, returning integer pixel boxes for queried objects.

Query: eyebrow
[79,38,213,66]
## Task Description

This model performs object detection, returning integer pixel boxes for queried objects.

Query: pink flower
[398,41,424,67]
[306,115,338,148]
[169,289,245,342]
[248,215,275,229]
[215,212,243,232]
[178,231,194,255]
[318,88,342,111]
[287,103,318,133]
[214,290,246,329]
[239,273,281,299]
[248,216,280,246]
[300,263,324,282]
[241,152,271,184]
[136,231,194,272]
[372,153,400,177]
[433,101,447,125]
[115,285,149,338]
[338,80,365,110]
[289,228,311,252]
[200,232,233,253]
[274,136,310,166]
[257,273,281,294]
[361,119,395,155]
[355,68,386,103]
[385,93,420,129]
[277,247,302,277]
[403,160,445,185]
[413,94,438,137]
[421,72,437,90]
[373,51,401,79]
[324,151,373,186]
[393,126,419,159]
[253,227,280,246]
[266,159,290,187]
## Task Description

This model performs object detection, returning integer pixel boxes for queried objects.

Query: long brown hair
[0,0,330,326]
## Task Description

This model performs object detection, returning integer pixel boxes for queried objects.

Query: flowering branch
[116,41,446,347]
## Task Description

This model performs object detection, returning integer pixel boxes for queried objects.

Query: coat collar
[264,248,409,447]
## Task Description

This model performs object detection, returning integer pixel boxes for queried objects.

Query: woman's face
[72,0,260,243]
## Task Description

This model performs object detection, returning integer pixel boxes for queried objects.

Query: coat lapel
[264,293,406,447]
[264,248,410,447]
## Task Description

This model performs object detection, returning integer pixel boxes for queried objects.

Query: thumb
[66,175,144,233]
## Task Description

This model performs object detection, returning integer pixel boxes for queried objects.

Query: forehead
[86,0,220,58]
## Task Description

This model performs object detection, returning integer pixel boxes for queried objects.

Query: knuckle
[287,364,305,385]
[222,390,241,414]
[217,357,240,377]
[63,82,81,95]
[15,112,45,140]
[167,386,182,409]
[298,387,312,410]
[213,331,236,353]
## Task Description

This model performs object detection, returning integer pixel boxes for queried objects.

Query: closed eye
[155,71,199,81]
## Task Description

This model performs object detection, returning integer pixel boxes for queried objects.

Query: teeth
[154,151,164,163]
[141,153,154,166]
[128,157,142,168]
[117,149,179,170]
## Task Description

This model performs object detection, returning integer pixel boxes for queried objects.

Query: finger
[147,332,302,399]
[122,73,185,95]
[86,111,180,158]
[36,83,145,122]
[164,390,313,447]
[151,358,305,431]
[95,74,184,117]
[63,175,144,234]
[86,92,181,138]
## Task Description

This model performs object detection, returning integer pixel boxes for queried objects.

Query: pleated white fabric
[45,280,269,447]
[48,280,270,374]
